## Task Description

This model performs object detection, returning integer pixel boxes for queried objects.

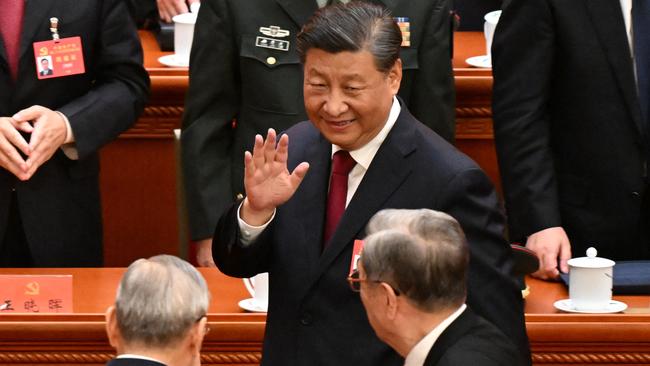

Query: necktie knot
[331,150,356,175]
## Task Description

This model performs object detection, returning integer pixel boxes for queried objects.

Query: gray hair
[115,255,211,347]
[296,1,402,73]
[362,209,468,312]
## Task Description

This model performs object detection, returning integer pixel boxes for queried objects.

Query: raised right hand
[241,129,309,226]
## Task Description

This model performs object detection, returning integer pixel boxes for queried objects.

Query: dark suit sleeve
[212,201,273,278]
[181,0,240,240]
[439,167,530,363]
[57,0,150,159]
[407,0,455,142]
[491,0,561,241]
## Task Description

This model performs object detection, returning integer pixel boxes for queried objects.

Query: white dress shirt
[620,0,632,53]
[116,354,165,364]
[403,304,468,366]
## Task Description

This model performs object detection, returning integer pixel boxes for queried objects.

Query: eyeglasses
[347,269,400,295]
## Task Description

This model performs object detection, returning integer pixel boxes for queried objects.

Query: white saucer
[465,55,491,68]
[158,54,189,68]
[553,299,627,314]
[238,298,267,313]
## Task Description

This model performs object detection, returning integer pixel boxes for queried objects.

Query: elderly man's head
[353,209,469,350]
[297,2,403,151]
[106,255,210,366]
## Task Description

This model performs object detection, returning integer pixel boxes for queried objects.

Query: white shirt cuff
[237,200,275,245]
[56,111,78,160]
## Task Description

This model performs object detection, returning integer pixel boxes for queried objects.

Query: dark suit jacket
[424,307,520,365]
[492,0,649,260]
[0,0,149,266]
[182,0,456,240]
[39,68,53,76]
[106,358,165,366]
[214,103,529,365]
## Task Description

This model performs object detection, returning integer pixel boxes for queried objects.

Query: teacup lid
[173,12,198,24]
[568,247,615,268]
[484,10,502,24]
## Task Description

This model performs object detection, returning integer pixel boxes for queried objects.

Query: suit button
[266,56,277,65]
[300,313,312,326]
[236,193,244,200]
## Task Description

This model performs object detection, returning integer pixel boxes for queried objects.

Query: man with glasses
[350,208,520,366]
[104,255,210,366]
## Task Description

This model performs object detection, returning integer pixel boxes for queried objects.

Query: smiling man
[213,3,529,365]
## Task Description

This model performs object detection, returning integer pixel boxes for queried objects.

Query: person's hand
[195,238,216,267]
[13,106,67,180]
[526,226,572,280]
[0,117,32,180]
[241,129,309,226]
[157,0,200,22]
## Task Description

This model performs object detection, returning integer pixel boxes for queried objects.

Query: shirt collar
[331,95,401,170]
[117,354,166,365]
[403,304,467,366]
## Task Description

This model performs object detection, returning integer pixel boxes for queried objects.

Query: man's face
[41,59,49,69]
[303,49,401,151]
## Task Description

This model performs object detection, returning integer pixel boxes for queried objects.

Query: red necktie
[0,0,25,81]
[323,150,356,247]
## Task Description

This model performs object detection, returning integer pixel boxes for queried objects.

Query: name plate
[0,275,73,313]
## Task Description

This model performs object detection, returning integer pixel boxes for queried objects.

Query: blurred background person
[181,0,456,267]
[105,255,210,366]
[356,208,521,365]
[128,0,201,27]
[0,0,149,267]
[492,0,650,279]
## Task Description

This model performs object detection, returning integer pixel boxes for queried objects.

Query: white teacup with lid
[172,8,199,65]
[483,10,502,61]
[568,247,614,311]
[242,272,269,311]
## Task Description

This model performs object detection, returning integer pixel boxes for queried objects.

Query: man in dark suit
[492,0,650,279]
[105,255,210,366]
[214,3,529,365]
[355,208,520,366]
[182,0,456,267]
[0,0,149,266]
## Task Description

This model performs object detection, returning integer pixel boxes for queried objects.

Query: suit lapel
[275,0,319,29]
[313,107,417,280]
[295,134,331,271]
[584,0,644,136]
[19,0,55,63]
[423,308,474,365]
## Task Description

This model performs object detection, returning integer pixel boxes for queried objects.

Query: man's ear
[379,282,399,320]
[189,316,208,351]
[105,305,120,349]
[388,59,403,95]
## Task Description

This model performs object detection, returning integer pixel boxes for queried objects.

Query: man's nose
[323,90,349,116]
